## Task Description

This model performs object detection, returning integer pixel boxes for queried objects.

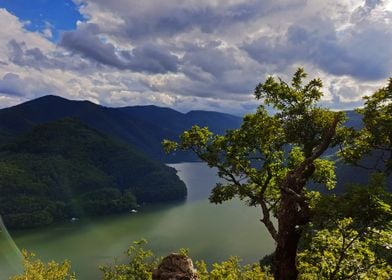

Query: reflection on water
[0,216,23,276]
[0,162,274,279]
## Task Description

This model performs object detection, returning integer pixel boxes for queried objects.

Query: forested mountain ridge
[0,95,242,162]
[0,95,241,229]
[0,95,388,231]
[0,95,383,188]
[0,119,186,229]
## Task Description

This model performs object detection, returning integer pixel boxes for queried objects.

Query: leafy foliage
[298,173,392,279]
[196,257,272,280]
[58,240,273,280]
[100,239,159,280]
[10,250,76,280]
[8,242,273,280]
[298,218,392,279]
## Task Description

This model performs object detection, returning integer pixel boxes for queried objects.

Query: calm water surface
[0,162,274,279]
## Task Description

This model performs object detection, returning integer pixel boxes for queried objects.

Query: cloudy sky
[0,0,391,115]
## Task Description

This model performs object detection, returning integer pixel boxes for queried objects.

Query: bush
[10,250,76,280]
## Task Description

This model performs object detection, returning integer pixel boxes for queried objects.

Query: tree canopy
[164,68,347,279]
[164,68,392,279]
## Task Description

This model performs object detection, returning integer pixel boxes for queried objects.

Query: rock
[152,253,199,280]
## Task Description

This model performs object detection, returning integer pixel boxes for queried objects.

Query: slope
[0,119,186,229]
[0,95,242,162]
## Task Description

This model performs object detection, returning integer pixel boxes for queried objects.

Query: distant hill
[344,110,363,129]
[0,95,388,230]
[0,95,242,162]
[0,119,186,229]
[319,110,392,192]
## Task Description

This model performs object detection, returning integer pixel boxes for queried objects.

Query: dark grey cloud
[60,24,124,68]
[365,0,382,9]
[60,24,180,74]
[123,2,253,39]
[243,17,392,81]
[351,0,382,23]
[122,43,179,73]
[0,73,58,97]
[81,0,300,39]
[80,0,305,39]
[182,42,239,79]
[8,40,58,67]
[8,39,91,71]
[0,73,25,96]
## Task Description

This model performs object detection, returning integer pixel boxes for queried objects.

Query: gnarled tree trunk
[273,116,340,279]
[274,190,309,280]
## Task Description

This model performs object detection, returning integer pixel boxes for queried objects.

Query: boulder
[152,253,199,280]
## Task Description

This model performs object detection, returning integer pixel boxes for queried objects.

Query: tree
[100,239,159,280]
[196,256,272,279]
[10,250,76,280]
[164,68,345,279]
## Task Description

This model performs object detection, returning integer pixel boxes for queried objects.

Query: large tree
[164,68,345,279]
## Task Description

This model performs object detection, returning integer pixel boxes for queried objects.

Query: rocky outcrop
[152,253,199,280]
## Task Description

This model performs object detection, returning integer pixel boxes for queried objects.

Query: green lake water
[0,162,275,279]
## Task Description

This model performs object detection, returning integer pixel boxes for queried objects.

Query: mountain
[344,110,363,129]
[0,95,241,229]
[119,106,241,135]
[320,110,392,192]
[0,95,242,162]
[0,119,186,229]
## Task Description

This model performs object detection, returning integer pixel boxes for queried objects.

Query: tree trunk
[271,115,340,279]
[273,191,302,280]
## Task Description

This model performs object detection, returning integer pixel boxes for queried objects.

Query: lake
[0,162,275,279]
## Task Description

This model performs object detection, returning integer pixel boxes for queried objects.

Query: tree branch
[260,199,278,242]
[300,115,341,171]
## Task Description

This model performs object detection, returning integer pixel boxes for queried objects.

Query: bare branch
[260,199,278,241]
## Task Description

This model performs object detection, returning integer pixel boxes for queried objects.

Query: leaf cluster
[164,69,344,227]
[298,174,392,279]
[10,251,76,280]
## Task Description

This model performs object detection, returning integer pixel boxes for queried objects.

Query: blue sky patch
[0,0,83,41]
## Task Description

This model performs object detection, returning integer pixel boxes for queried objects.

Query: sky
[0,0,391,115]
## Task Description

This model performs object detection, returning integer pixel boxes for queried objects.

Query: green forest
[0,119,186,229]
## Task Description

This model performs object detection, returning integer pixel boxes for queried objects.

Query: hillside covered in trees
[0,95,242,162]
[0,119,186,229]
